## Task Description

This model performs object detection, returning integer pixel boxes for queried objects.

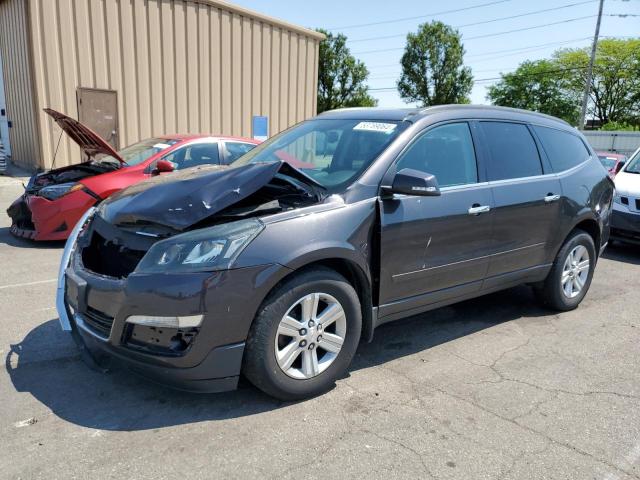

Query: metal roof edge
[192,0,325,40]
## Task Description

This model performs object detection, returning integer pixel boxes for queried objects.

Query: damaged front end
[6,163,118,240]
[7,107,126,240]
[77,160,326,278]
[57,161,327,387]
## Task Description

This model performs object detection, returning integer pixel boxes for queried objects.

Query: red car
[596,151,627,178]
[7,109,259,241]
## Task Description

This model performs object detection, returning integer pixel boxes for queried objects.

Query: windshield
[624,149,640,174]
[100,138,180,166]
[232,118,409,190]
[598,155,618,169]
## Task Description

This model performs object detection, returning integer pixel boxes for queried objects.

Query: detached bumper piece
[7,196,37,239]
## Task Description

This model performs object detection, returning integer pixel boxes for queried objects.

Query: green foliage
[397,21,473,106]
[486,60,580,125]
[554,38,640,125]
[487,38,640,127]
[316,29,377,113]
[600,121,639,131]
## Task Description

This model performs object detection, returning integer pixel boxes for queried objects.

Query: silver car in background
[611,146,640,244]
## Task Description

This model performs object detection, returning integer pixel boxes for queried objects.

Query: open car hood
[44,108,125,164]
[99,160,325,231]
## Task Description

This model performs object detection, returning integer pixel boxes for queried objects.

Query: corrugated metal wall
[23,0,322,169]
[0,0,41,170]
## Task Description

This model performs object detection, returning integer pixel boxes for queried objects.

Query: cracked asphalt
[1,174,639,479]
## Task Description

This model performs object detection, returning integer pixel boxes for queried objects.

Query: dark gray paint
[63,105,614,392]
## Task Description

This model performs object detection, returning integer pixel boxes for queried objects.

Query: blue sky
[232,0,640,107]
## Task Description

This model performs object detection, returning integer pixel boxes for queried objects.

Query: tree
[316,29,377,113]
[555,38,640,125]
[397,21,473,106]
[486,59,581,125]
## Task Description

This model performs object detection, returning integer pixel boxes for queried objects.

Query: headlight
[38,182,84,200]
[135,218,264,274]
[613,193,622,205]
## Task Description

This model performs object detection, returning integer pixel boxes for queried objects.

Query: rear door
[378,122,494,317]
[479,121,562,279]
[221,141,257,164]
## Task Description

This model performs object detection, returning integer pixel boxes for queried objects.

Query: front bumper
[8,190,98,241]
[57,215,291,392]
[611,208,640,244]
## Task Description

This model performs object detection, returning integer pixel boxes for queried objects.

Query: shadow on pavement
[602,242,640,265]
[0,226,65,249]
[6,285,551,431]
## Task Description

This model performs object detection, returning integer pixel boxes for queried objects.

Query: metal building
[0,0,323,171]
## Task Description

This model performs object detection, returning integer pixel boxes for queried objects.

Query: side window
[225,142,256,164]
[532,126,590,172]
[481,122,543,181]
[396,123,478,188]
[165,143,220,170]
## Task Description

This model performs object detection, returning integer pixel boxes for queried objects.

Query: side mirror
[386,168,440,196]
[153,159,175,175]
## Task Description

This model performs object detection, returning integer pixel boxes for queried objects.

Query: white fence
[581,131,640,157]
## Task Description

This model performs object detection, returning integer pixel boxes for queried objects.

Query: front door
[77,88,119,151]
[378,122,494,318]
[0,53,11,156]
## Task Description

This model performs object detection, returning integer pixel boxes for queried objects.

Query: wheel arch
[256,256,375,346]
[571,217,601,256]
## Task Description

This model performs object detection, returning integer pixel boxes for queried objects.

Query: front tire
[243,267,362,400]
[536,229,596,311]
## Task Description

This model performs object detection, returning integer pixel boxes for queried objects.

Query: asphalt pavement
[1,174,639,479]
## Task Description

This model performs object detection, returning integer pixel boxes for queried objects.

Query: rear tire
[536,230,596,311]
[243,267,362,400]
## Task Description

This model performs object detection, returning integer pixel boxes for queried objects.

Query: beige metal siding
[0,0,40,170]
[25,0,322,169]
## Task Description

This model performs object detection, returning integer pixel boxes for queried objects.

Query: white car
[611,146,640,244]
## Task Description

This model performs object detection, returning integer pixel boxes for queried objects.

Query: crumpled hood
[614,170,640,197]
[100,161,324,230]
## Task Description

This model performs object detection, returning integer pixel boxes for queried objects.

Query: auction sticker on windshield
[353,122,397,133]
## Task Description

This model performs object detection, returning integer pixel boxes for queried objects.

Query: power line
[365,37,593,77]
[464,15,597,40]
[327,0,512,30]
[367,66,591,91]
[353,15,597,55]
[348,1,597,44]
[466,37,592,62]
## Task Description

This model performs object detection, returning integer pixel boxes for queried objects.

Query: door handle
[544,194,560,203]
[468,204,491,215]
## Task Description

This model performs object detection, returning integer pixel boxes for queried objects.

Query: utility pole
[578,0,604,130]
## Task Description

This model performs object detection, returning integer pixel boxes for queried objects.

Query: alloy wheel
[561,245,590,299]
[274,292,347,379]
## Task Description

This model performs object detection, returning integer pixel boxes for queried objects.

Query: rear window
[533,126,590,172]
[481,122,543,181]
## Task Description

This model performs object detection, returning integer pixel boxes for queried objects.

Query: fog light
[125,315,203,328]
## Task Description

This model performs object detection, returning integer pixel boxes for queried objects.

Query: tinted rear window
[533,126,590,172]
[481,122,543,181]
